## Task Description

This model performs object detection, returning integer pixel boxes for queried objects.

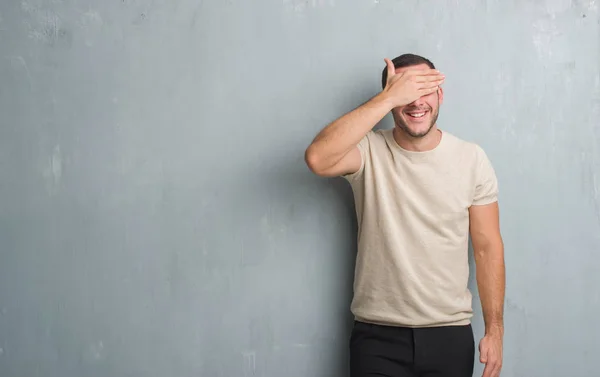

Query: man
[304,53,505,377]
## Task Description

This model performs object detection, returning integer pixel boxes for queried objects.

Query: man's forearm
[305,92,393,169]
[474,239,506,337]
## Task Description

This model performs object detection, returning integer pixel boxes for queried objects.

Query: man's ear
[437,86,444,104]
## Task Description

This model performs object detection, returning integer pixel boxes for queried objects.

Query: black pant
[349,320,475,377]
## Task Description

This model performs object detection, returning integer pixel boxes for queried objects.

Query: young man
[304,54,505,377]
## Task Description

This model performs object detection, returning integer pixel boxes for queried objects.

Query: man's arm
[470,201,505,334]
[304,58,444,177]
[304,93,393,177]
[469,201,505,377]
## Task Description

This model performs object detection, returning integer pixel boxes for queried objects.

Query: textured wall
[1,1,599,376]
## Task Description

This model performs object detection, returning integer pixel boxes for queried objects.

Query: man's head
[381,53,443,139]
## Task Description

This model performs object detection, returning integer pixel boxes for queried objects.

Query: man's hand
[479,333,503,377]
[382,57,445,108]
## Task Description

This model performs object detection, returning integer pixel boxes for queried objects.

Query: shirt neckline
[383,128,447,159]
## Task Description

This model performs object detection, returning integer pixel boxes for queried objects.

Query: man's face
[391,63,444,138]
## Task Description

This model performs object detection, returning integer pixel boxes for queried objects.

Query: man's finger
[414,72,445,82]
[418,86,440,95]
[493,366,501,377]
[492,361,502,377]
[481,362,494,377]
[384,58,395,79]
[479,340,487,362]
[419,79,444,89]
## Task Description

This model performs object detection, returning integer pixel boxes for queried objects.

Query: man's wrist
[485,323,504,338]
[373,91,397,111]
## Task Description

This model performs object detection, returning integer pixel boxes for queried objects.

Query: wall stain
[43,144,63,196]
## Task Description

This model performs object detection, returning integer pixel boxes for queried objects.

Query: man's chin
[397,123,432,138]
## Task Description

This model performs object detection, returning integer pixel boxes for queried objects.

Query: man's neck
[393,126,442,152]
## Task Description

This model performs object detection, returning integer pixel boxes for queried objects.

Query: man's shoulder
[442,130,488,161]
[365,128,391,142]
[442,129,478,148]
[357,128,392,152]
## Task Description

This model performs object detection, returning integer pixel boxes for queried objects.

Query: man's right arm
[304,92,394,177]
[304,58,445,177]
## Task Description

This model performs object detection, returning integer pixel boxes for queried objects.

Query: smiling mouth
[405,110,429,119]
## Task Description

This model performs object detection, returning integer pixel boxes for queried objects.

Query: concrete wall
[1,0,599,376]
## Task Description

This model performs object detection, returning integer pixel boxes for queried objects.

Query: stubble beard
[395,99,440,139]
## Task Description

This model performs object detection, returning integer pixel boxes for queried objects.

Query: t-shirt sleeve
[342,133,370,182]
[472,145,499,206]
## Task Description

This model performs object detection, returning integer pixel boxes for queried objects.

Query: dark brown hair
[381,53,436,88]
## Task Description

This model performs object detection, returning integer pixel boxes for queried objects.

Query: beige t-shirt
[343,128,499,328]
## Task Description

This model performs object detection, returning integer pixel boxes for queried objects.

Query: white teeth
[408,112,426,118]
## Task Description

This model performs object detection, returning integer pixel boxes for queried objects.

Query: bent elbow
[304,146,328,176]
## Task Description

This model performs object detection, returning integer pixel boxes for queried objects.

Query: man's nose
[409,96,427,107]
